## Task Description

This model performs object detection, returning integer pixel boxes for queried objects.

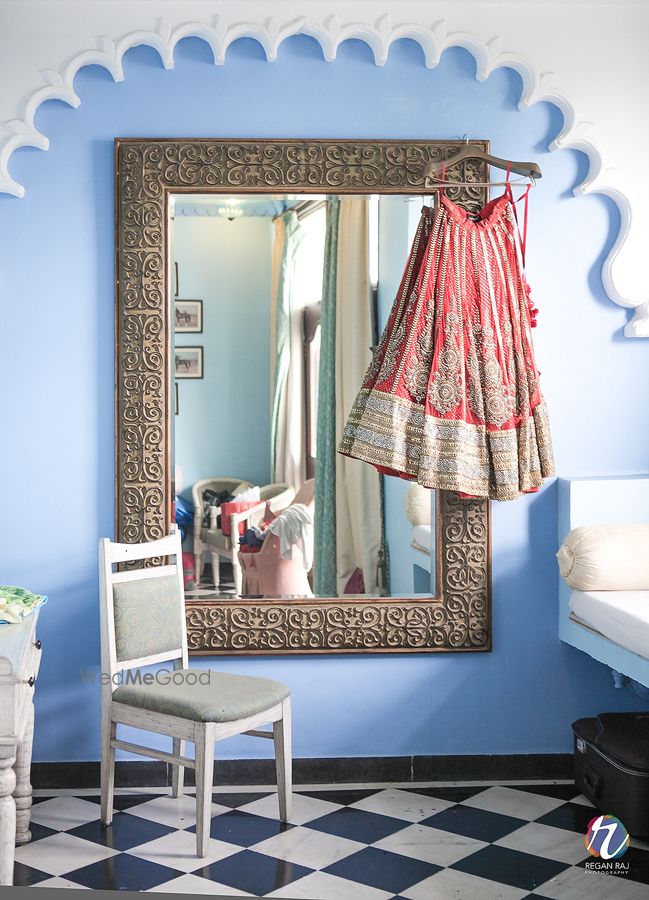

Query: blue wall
[2,37,648,763]
[173,214,273,497]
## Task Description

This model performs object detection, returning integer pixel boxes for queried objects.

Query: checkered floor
[184,562,237,601]
[14,782,649,897]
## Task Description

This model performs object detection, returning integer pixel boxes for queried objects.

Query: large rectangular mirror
[115,139,491,654]
[171,192,436,602]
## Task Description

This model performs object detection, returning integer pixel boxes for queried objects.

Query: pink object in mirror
[240,480,315,599]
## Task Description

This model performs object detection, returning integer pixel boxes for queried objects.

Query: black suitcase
[573,712,649,837]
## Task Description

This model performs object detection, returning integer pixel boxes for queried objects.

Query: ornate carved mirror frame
[115,138,491,655]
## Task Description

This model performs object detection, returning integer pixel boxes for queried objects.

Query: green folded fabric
[0,585,47,624]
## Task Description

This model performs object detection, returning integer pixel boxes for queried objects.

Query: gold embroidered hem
[338,389,555,501]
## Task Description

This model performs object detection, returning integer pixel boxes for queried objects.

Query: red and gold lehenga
[338,186,555,501]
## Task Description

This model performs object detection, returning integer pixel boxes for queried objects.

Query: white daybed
[558,476,649,689]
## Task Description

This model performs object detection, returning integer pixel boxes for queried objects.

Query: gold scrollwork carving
[115,138,491,655]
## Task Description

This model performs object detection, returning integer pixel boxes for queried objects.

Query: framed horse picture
[174,299,203,333]
[175,346,203,379]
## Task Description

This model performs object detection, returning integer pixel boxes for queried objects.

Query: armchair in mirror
[115,139,491,654]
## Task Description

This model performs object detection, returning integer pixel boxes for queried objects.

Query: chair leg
[232,553,243,596]
[172,738,185,798]
[194,724,215,858]
[194,545,202,583]
[210,551,220,591]
[100,716,116,826]
[273,697,292,822]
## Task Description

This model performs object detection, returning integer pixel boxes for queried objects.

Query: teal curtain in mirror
[314,197,340,596]
[270,209,304,479]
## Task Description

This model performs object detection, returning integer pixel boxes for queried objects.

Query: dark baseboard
[31,754,573,790]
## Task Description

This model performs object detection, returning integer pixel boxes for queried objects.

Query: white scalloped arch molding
[1,1,648,336]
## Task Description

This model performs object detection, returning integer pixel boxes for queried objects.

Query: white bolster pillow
[557,524,649,590]
[404,483,432,526]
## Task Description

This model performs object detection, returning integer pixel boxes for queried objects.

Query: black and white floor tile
[184,562,237,601]
[14,782,649,897]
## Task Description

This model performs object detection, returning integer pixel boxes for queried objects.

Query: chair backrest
[293,479,315,509]
[191,478,253,509]
[98,527,188,691]
[260,483,296,513]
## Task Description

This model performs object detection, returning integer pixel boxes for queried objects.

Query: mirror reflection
[171,193,436,600]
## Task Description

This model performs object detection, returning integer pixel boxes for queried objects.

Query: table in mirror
[170,192,436,602]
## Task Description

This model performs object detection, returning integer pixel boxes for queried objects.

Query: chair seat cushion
[201,528,230,549]
[113,669,290,723]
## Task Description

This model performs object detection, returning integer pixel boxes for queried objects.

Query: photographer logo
[584,814,630,875]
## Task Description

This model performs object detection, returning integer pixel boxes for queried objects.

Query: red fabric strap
[437,163,446,197]
[520,182,532,265]
[508,177,532,266]
[504,162,513,201]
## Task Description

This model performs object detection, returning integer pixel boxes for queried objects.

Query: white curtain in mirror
[270,210,305,488]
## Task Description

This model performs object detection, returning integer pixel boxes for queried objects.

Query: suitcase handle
[583,765,602,799]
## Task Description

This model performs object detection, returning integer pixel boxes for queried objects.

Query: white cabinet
[0,611,40,886]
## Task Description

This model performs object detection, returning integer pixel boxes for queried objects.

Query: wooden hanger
[424,144,542,189]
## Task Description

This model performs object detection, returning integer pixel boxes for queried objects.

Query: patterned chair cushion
[113,575,183,663]
[113,669,290,722]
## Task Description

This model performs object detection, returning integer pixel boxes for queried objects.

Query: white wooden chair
[192,477,253,582]
[98,527,292,857]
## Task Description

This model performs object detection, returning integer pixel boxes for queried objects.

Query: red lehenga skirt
[338,191,555,501]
